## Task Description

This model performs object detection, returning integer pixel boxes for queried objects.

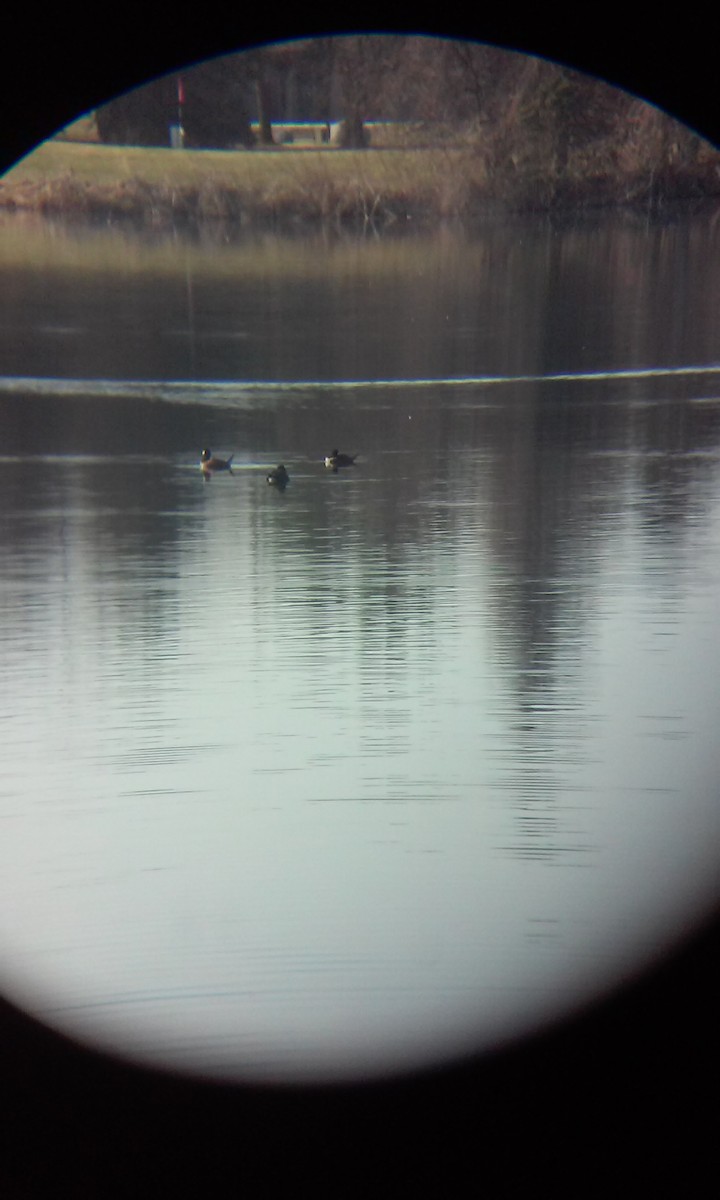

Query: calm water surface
[0,210,719,1082]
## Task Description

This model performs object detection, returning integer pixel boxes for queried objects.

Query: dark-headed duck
[324,449,357,470]
[267,464,290,488]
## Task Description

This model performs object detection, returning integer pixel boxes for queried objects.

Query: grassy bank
[2,139,719,229]
[0,141,487,227]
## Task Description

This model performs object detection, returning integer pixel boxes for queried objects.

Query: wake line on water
[1,364,720,401]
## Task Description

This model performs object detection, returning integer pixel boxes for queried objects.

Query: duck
[266,464,290,488]
[200,448,234,473]
[324,449,357,470]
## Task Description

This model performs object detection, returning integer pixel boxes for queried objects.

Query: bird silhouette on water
[266,464,290,489]
[324,449,357,471]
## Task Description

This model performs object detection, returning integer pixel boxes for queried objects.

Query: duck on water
[200,449,234,473]
[324,450,357,471]
[266,464,290,489]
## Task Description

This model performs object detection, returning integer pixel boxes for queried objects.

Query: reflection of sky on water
[0,208,719,1081]
[1,384,719,1081]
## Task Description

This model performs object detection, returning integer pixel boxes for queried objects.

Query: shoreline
[2,141,720,229]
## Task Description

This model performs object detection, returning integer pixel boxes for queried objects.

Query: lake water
[0,207,719,1084]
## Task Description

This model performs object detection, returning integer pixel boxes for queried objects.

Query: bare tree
[328,35,409,146]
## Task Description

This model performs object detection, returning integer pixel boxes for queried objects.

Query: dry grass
[2,133,718,226]
[0,140,488,227]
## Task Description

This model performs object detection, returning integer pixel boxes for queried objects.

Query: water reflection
[0,212,719,1082]
[2,207,720,384]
